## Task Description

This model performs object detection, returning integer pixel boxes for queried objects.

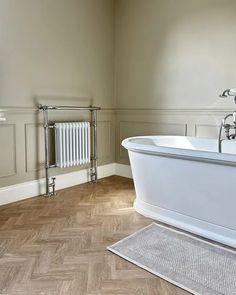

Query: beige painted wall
[1,0,236,187]
[0,0,115,108]
[115,0,236,164]
[115,0,236,109]
[0,0,115,188]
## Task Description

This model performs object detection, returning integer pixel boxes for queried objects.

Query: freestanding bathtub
[122,136,236,248]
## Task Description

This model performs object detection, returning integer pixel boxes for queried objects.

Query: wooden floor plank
[0,176,190,295]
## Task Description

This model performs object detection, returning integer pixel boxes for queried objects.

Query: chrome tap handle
[233,111,236,124]
[223,124,231,139]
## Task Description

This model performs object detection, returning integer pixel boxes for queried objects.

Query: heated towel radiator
[38,104,101,197]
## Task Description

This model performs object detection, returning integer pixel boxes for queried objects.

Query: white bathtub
[122,136,236,248]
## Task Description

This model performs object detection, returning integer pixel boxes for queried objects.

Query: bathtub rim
[122,135,236,167]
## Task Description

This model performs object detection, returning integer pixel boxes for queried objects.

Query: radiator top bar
[38,104,101,111]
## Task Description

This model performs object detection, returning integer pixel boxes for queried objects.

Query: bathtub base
[134,198,236,248]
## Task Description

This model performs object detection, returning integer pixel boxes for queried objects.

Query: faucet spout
[219,88,236,103]
[219,89,231,98]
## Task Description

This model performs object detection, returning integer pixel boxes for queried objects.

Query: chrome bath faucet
[218,88,236,152]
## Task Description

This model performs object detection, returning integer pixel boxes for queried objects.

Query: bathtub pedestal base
[134,199,236,248]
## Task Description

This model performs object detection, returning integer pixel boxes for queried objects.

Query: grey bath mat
[107,223,236,295]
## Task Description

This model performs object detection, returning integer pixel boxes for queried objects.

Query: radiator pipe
[38,104,101,111]
[91,109,98,183]
[43,107,50,197]
[42,106,56,197]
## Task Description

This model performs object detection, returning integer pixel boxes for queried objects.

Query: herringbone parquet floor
[0,176,190,295]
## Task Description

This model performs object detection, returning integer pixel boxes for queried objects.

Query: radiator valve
[49,177,56,196]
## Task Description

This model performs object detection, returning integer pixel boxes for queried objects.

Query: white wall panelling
[115,109,231,164]
[0,124,16,178]
[0,108,115,188]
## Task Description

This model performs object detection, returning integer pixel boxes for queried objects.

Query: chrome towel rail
[38,104,101,197]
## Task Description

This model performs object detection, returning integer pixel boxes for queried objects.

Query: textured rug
[107,223,236,295]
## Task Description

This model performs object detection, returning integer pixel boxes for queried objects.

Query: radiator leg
[43,107,56,197]
[90,109,98,183]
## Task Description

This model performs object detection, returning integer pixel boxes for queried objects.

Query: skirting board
[115,163,133,179]
[0,163,132,206]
